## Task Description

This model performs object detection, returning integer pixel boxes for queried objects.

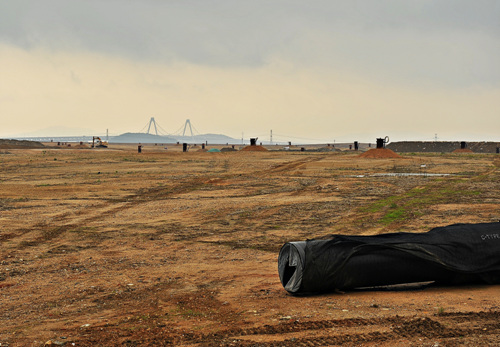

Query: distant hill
[110,133,178,144]
[110,132,237,144]
[175,133,237,144]
[7,132,239,145]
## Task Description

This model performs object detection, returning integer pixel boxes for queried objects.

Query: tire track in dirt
[180,316,393,345]
[73,310,500,345]
[256,155,326,177]
[15,156,327,247]
[54,156,325,225]
[10,176,210,246]
[177,310,500,346]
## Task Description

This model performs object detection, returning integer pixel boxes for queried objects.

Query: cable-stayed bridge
[139,118,202,138]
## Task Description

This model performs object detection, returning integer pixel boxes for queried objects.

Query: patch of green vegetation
[361,195,399,213]
[361,182,483,226]
[380,207,407,224]
[473,170,499,181]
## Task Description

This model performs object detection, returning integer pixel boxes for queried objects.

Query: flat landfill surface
[1,143,499,346]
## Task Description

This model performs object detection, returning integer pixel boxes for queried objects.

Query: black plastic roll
[278,222,500,294]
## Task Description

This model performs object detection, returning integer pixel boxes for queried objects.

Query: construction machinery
[92,137,108,148]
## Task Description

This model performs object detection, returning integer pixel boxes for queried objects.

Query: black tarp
[278,222,500,294]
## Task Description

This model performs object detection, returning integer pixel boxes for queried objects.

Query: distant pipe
[376,138,384,149]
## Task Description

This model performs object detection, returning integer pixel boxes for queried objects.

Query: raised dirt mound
[0,139,45,149]
[359,148,401,158]
[240,145,268,152]
[73,144,90,149]
[452,148,474,153]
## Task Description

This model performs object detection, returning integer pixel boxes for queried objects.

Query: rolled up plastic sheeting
[278,222,500,294]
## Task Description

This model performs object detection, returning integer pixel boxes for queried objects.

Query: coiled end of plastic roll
[278,241,306,294]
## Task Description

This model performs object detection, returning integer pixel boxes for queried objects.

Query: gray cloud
[1,0,499,86]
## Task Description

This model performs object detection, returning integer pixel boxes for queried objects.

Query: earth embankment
[387,141,499,153]
[0,139,45,149]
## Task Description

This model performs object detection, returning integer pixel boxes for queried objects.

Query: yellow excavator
[92,137,108,148]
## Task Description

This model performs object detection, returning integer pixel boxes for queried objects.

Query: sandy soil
[1,144,499,346]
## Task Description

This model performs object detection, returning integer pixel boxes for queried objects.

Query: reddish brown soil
[452,148,474,153]
[0,145,499,346]
[359,148,401,158]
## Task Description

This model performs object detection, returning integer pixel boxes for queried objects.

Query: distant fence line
[6,137,500,153]
[387,141,500,154]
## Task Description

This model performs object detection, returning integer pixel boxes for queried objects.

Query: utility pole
[270,130,273,144]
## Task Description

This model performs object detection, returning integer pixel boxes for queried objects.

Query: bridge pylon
[183,119,193,137]
[147,117,158,135]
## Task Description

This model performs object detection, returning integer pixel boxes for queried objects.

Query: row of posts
[138,142,200,153]
[137,140,500,153]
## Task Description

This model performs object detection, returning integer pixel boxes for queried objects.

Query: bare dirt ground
[1,143,499,346]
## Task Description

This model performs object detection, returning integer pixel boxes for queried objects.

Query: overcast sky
[1,0,499,142]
